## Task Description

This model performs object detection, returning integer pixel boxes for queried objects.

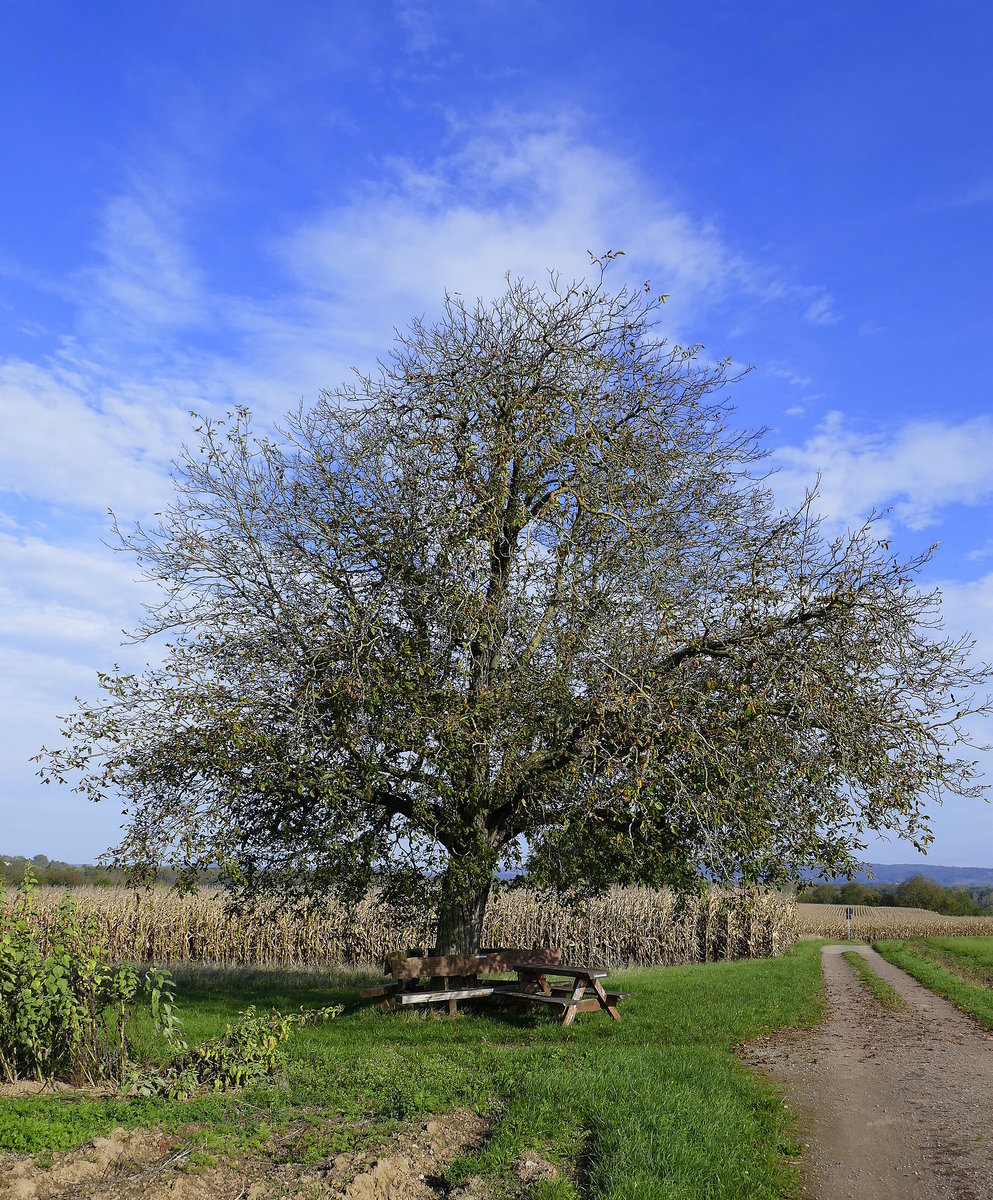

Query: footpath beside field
[745,945,993,1199]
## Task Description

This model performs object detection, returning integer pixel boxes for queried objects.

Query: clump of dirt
[0,1111,491,1200]
[515,1153,558,1186]
[336,1111,489,1199]
[1,1128,164,1200]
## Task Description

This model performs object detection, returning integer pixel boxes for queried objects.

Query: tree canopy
[40,260,991,952]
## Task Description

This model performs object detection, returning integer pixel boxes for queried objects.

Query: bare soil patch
[0,1110,490,1200]
[743,944,993,1199]
[0,1081,116,1100]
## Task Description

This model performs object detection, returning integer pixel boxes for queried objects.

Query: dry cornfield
[797,903,993,940]
[12,885,800,969]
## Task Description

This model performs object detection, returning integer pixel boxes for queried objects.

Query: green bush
[0,870,178,1086]
[1,869,341,1096]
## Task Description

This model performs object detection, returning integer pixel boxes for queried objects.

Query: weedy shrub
[0,870,179,1086]
[133,1003,341,1099]
[0,871,342,1096]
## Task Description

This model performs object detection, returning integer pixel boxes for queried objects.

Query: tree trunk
[432,878,492,956]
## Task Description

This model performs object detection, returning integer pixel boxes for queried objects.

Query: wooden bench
[360,947,628,1024]
[361,947,564,1015]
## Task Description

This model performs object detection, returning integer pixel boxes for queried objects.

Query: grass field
[874,936,993,1030]
[0,942,826,1200]
[797,903,993,940]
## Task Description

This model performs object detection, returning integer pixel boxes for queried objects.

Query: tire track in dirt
[744,944,993,1199]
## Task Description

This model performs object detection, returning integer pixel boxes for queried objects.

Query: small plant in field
[0,869,178,1086]
[132,1003,341,1099]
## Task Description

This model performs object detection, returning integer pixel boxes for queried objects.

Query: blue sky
[3,1,993,867]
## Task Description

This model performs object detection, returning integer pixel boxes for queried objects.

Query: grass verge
[0,944,826,1199]
[874,938,993,1030]
[841,951,902,1010]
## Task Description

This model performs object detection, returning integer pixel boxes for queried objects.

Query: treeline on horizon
[0,853,217,888]
[800,873,993,916]
[6,853,993,919]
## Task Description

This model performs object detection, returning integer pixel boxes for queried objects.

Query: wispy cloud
[277,112,839,341]
[83,182,209,339]
[803,292,843,326]
[392,0,441,55]
[767,361,813,389]
[0,358,190,514]
[774,411,993,532]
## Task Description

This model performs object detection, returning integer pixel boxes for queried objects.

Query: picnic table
[360,948,627,1025]
[497,962,622,1026]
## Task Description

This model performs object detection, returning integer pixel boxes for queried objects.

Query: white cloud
[392,0,440,55]
[276,114,834,343]
[0,532,142,628]
[803,292,842,326]
[84,188,208,336]
[774,411,993,531]
[930,573,993,666]
[767,361,813,388]
[0,530,156,856]
[0,357,189,515]
[968,540,993,563]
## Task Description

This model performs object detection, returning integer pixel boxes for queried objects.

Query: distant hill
[7,852,993,890]
[828,863,993,888]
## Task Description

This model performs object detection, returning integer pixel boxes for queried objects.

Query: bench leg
[448,996,458,1016]
[592,978,621,1021]
[561,977,588,1026]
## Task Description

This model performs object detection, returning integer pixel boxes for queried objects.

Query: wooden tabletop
[518,964,607,980]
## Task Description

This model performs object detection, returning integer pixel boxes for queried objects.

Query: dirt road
[745,945,993,1199]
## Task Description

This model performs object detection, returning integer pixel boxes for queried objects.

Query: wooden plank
[477,948,564,971]
[397,985,497,1004]
[519,965,607,979]
[572,996,618,1013]
[491,989,569,1008]
[541,986,628,1001]
[360,984,399,999]
[387,953,483,980]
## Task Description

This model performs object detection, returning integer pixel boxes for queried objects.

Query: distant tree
[895,874,947,912]
[799,883,841,905]
[39,260,992,953]
[839,881,881,907]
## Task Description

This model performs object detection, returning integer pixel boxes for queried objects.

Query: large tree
[41,261,991,952]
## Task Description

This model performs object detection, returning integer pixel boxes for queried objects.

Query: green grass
[0,946,826,1199]
[841,951,903,1010]
[907,936,993,984]
[874,936,993,1029]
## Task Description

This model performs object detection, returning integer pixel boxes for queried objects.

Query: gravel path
[744,944,993,1199]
